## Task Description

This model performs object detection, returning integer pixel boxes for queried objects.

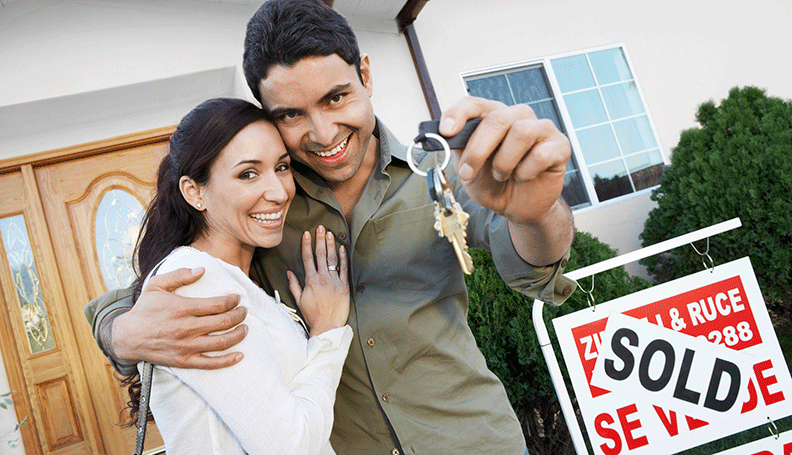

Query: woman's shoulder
[155,246,223,276]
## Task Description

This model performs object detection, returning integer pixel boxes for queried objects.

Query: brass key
[428,166,474,275]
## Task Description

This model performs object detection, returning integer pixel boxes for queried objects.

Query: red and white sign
[553,257,792,455]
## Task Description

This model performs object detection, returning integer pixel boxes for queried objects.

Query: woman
[128,98,351,455]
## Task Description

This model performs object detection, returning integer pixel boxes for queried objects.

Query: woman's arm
[153,250,351,455]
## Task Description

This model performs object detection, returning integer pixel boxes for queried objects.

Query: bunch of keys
[407,120,481,275]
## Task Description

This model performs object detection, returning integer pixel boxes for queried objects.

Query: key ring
[407,133,451,177]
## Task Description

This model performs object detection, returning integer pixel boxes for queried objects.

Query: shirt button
[382,393,389,402]
[392,450,400,455]
[367,338,375,347]
[338,232,347,241]
[560,259,568,268]
[563,286,573,296]
[356,285,365,293]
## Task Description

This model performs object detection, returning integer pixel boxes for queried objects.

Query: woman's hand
[287,225,350,337]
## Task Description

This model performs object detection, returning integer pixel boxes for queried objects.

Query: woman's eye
[240,170,257,180]
[276,163,291,173]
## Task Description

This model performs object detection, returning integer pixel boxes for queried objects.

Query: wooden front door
[0,128,172,455]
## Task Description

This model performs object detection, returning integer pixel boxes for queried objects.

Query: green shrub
[466,231,651,455]
[640,86,792,325]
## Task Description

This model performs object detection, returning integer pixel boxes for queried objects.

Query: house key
[408,121,481,275]
[428,166,474,274]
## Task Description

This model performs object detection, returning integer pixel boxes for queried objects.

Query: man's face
[258,54,376,185]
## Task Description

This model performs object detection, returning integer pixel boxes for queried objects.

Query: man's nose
[306,111,338,147]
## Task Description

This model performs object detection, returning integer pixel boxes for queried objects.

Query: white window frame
[460,43,669,212]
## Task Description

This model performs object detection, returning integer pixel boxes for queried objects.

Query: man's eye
[330,93,344,103]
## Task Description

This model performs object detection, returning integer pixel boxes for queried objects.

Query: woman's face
[198,120,295,252]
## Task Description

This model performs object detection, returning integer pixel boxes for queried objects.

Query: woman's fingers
[325,230,338,271]
[314,225,328,275]
[338,245,348,286]
[301,229,315,275]
[286,270,302,303]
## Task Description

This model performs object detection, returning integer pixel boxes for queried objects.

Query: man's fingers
[439,96,505,136]
[181,352,245,370]
[186,293,243,317]
[490,118,562,182]
[458,104,537,182]
[144,267,205,293]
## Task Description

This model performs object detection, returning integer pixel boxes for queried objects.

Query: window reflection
[95,189,144,290]
[0,215,56,354]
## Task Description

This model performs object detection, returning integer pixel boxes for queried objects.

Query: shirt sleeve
[150,252,353,455]
[83,288,136,374]
[443,158,577,306]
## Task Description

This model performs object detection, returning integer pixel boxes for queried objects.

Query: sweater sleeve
[148,251,352,455]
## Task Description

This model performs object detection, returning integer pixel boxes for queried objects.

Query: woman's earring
[197,203,203,210]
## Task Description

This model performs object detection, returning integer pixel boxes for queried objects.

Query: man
[85,1,576,453]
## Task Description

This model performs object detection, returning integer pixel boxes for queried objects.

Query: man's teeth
[251,210,283,222]
[315,137,348,157]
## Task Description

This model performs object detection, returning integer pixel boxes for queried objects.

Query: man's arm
[440,97,575,267]
[85,267,248,370]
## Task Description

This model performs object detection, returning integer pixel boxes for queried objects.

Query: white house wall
[413,0,792,275]
[0,0,427,158]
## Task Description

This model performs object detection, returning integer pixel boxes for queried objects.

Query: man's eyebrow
[320,83,352,104]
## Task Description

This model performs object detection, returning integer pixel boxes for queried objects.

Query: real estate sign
[553,257,792,455]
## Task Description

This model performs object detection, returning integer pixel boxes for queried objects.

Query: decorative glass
[0,215,56,354]
[95,189,144,290]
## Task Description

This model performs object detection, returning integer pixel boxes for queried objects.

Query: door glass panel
[0,215,56,354]
[95,189,144,290]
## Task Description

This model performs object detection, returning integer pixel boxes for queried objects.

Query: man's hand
[440,96,574,266]
[111,267,248,369]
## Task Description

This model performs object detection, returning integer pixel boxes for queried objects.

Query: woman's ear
[179,176,204,211]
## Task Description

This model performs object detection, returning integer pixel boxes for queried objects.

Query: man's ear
[360,54,373,98]
[179,176,204,211]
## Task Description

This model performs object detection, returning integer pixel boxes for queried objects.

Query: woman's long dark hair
[122,98,270,424]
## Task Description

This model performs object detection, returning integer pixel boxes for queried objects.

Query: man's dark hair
[243,0,362,103]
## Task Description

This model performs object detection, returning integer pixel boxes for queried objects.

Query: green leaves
[640,86,792,319]
[466,232,651,454]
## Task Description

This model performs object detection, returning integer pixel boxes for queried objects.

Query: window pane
[589,159,633,202]
[0,215,56,354]
[552,55,596,93]
[529,100,563,132]
[466,75,514,105]
[562,169,590,209]
[508,68,550,104]
[613,115,657,154]
[626,149,664,191]
[589,48,632,85]
[564,89,608,129]
[601,81,644,120]
[95,189,144,290]
[576,124,620,164]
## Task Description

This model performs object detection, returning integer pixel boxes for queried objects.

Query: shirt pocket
[371,202,455,290]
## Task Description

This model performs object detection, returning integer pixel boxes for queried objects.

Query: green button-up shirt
[85,118,575,455]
